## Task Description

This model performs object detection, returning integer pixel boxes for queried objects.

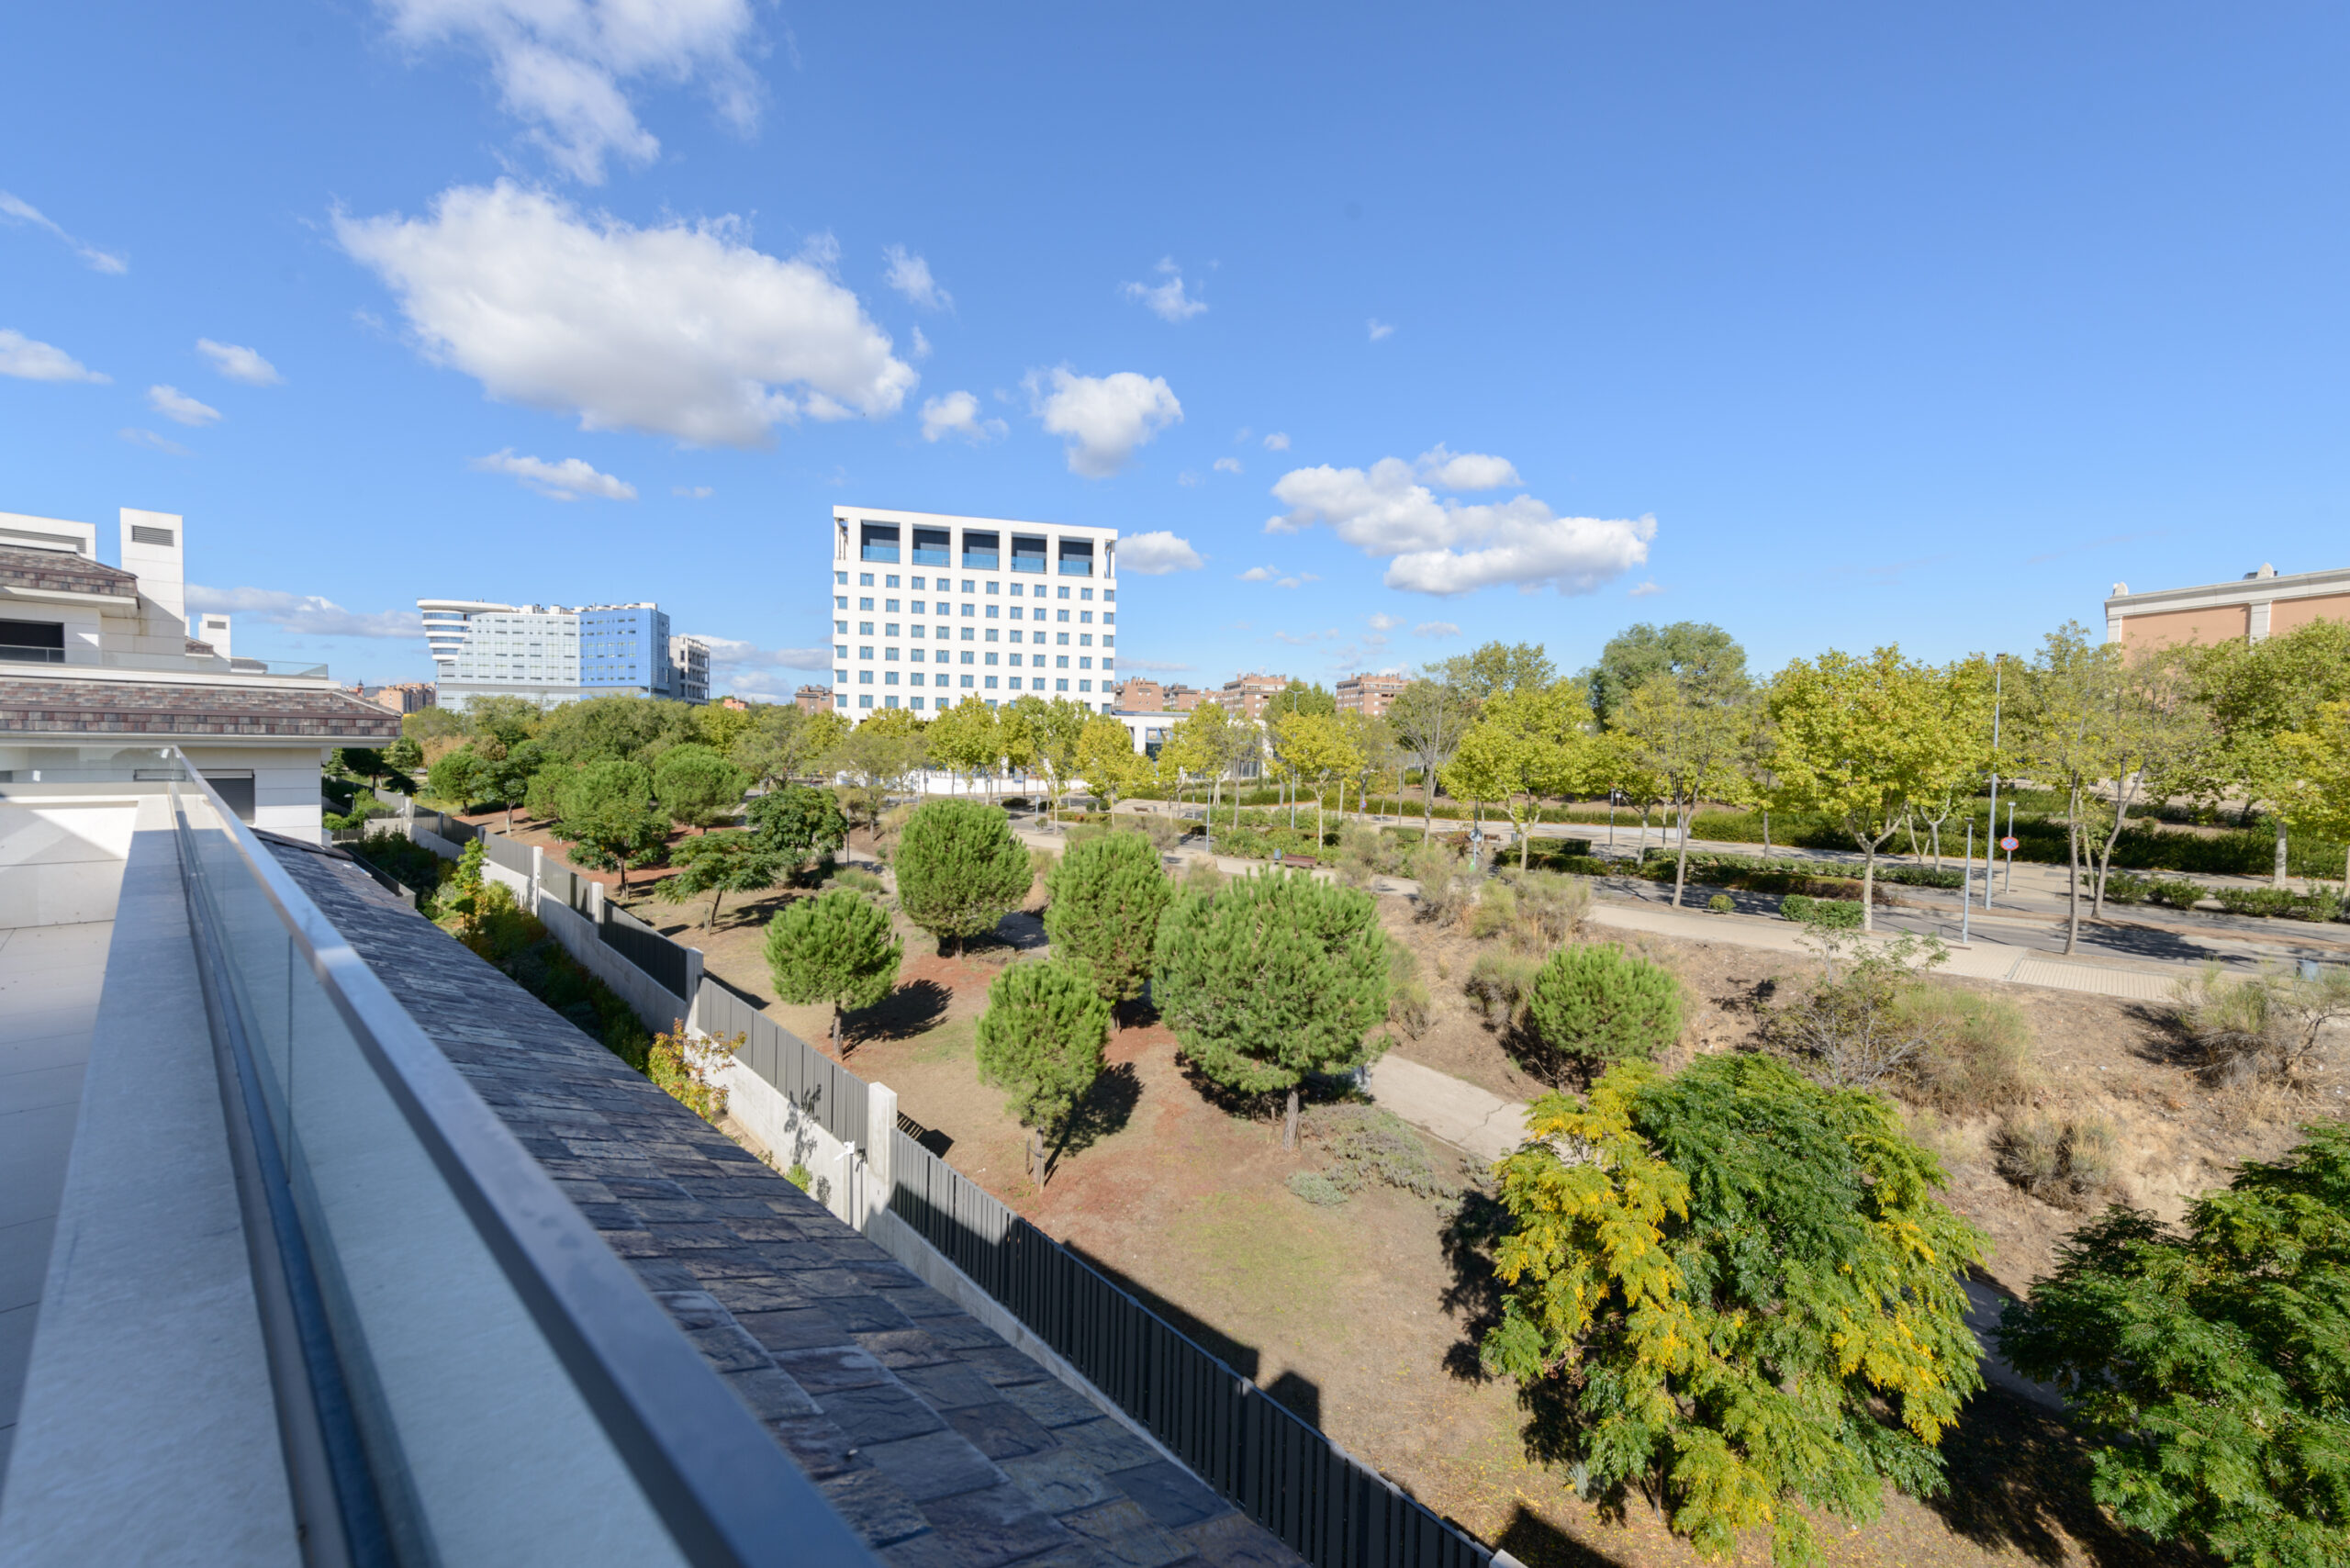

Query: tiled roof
[0,544,138,598]
[0,678,401,740]
[268,844,1300,1568]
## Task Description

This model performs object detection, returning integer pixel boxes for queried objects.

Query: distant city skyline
[7,6,2350,697]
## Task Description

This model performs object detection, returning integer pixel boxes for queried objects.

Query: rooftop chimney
[120,508,185,627]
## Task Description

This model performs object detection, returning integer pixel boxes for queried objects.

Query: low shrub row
[1637,847,1966,890]
[1780,893,1864,928]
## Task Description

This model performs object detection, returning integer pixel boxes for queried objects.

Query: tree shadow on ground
[1490,1505,1632,1568]
[1437,1186,1511,1383]
[1924,1385,2191,1567]
[852,978,951,1045]
[1052,1061,1141,1165]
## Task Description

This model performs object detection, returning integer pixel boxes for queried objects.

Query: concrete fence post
[529,845,544,915]
[683,946,706,1034]
[588,879,606,924]
[866,1081,897,1219]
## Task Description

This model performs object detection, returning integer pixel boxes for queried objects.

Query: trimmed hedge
[1781,893,1864,928]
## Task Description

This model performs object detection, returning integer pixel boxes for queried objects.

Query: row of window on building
[840,674,1104,712]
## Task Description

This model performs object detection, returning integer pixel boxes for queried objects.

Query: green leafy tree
[2195,620,2350,887]
[689,700,758,754]
[1996,1123,2350,1567]
[427,745,487,809]
[1076,713,1149,808]
[1161,700,1243,835]
[666,831,788,930]
[332,746,386,787]
[824,707,927,831]
[893,798,1033,954]
[2276,699,2350,897]
[551,759,669,892]
[1522,943,1683,1073]
[383,734,425,779]
[536,693,684,766]
[523,762,572,825]
[1584,622,1748,725]
[1270,709,1361,846]
[925,696,1004,802]
[1441,685,1591,868]
[480,738,547,831]
[1482,1055,1986,1567]
[1044,830,1172,1010]
[1765,646,1956,931]
[744,783,848,877]
[1152,868,1392,1146]
[1612,674,1757,905]
[402,705,466,745]
[652,743,749,832]
[1002,695,1090,823]
[464,693,543,746]
[764,888,903,1054]
[1390,671,1477,826]
[974,958,1111,1183]
[1457,640,1559,704]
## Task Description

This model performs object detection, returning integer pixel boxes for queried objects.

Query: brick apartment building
[1337,671,1407,718]
[352,680,436,714]
[794,683,833,713]
[1214,672,1292,721]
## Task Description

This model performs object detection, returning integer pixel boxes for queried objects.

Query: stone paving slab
[266,841,1301,1568]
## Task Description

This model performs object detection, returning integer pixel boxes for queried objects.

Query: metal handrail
[164,755,876,1568]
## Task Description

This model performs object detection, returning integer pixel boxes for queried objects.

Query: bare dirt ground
[597,837,2346,1568]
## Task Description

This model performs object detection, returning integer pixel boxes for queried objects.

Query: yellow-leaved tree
[1482,1054,1986,1567]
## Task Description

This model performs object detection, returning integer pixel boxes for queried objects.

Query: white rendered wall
[0,798,137,927]
[182,745,330,844]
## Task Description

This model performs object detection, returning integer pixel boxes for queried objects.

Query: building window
[961,651,974,664]
[1009,654,1022,667]
[911,599,925,613]
[1080,680,1091,692]
[984,652,997,666]
[911,577,925,590]
[835,572,847,585]
[858,646,873,660]
[985,580,999,594]
[834,596,847,610]
[886,575,900,588]
[1080,635,1091,647]
[962,579,976,593]
[859,693,874,707]
[835,694,847,708]
[910,672,925,685]
[910,697,925,711]
[985,676,998,689]
[960,674,975,688]
[1057,678,1069,691]
[1080,611,1091,623]
[1105,590,1115,602]
[886,696,899,708]
[885,599,900,612]
[885,627,900,641]
[984,630,998,644]
[1008,678,1022,690]
[962,602,975,616]
[1058,633,1070,645]
[1057,655,1069,668]
[986,699,998,709]
[859,598,874,610]
[911,648,924,663]
[1080,657,1091,669]
[860,573,874,586]
[859,669,874,684]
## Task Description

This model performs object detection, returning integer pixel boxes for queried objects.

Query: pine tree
[1044,831,1171,1010]
[551,758,669,892]
[745,782,848,875]
[974,958,1111,1184]
[764,889,902,1054]
[653,743,749,832]
[1152,868,1391,1146]
[1522,943,1684,1072]
[667,832,788,930]
[894,798,1034,955]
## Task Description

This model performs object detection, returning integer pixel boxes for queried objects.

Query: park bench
[1279,853,1319,870]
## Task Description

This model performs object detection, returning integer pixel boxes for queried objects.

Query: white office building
[831,507,1121,719]
[419,598,709,709]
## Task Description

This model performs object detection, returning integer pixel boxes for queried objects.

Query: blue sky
[6,3,2348,698]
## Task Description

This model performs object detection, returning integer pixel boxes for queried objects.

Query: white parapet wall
[0,794,140,928]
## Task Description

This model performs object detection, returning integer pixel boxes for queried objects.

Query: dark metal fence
[482,830,534,876]
[601,902,692,998]
[886,1134,1493,1568]
[695,979,868,1153]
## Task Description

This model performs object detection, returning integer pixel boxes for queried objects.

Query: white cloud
[884,245,951,310]
[374,0,760,184]
[692,635,832,693]
[0,191,127,274]
[1026,366,1181,477]
[1,329,107,383]
[920,389,1006,443]
[187,584,421,638]
[674,485,713,498]
[1627,580,1662,598]
[1272,628,1340,645]
[1262,431,1290,451]
[1177,471,1203,487]
[119,427,191,456]
[1416,442,1519,491]
[196,339,282,386]
[1266,447,1652,597]
[1119,531,1203,575]
[1367,319,1395,342]
[470,448,637,500]
[1213,456,1242,475]
[1237,566,1316,588]
[1122,258,1207,322]
[1367,612,1404,631]
[1415,621,1460,637]
[910,324,932,360]
[148,385,222,427]
[337,182,917,448]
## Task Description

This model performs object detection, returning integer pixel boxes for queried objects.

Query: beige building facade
[2105,563,2350,649]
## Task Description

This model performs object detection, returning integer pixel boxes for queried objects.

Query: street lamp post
[1984,655,2004,911]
